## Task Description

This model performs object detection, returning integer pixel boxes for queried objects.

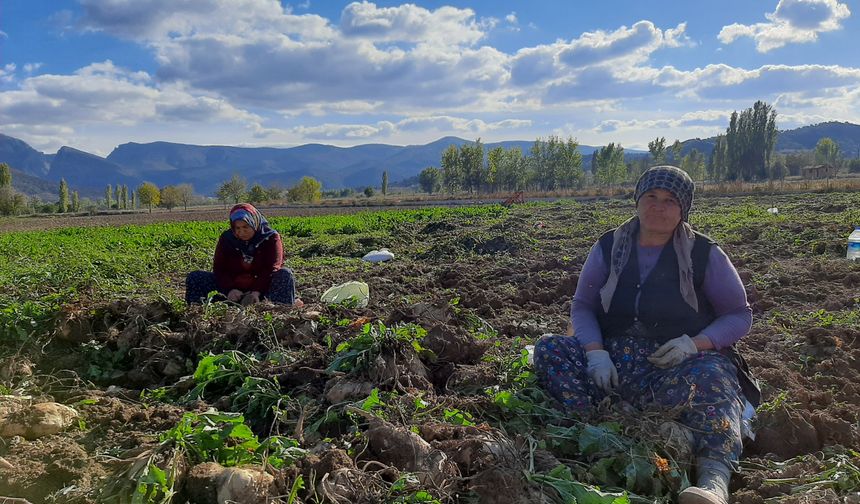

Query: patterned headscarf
[633,165,695,221]
[599,166,699,313]
[223,203,278,263]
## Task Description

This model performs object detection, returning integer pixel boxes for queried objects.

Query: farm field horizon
[0,193,859,503]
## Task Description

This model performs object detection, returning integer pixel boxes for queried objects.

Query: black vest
[596,229,715,343]
[595,228,761,406]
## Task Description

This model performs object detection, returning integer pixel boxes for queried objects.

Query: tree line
[415,100,859,195]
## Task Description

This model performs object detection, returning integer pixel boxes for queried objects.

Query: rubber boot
[679,458,730,504]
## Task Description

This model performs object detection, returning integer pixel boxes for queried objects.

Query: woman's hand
[241,291,261,306]
[227,289,244,302]
[585,349,619,393]
[647,334,699,368]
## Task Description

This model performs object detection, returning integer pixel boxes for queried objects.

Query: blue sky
[1,0,857,156]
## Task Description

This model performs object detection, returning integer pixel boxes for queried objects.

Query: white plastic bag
[321,281,370,307]
[362,248,395,263]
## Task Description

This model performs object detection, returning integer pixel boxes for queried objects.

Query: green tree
[497,147,527,191]
[815,137,840,166]
[671,140,683,165]
[115,185,122,209]
[648,137,667,166]
[708,135,728,182]
[58,179,69,213]
[460,139,484,193]
[0,187,26,216]
[138,182,161,213]
[288,176,322,203]
[160,185,181,211]
[363,186,374,198]
[724,101,778,181]
[216,174,248,204]
[0,163,11,188]
[681,149,705,182]
[105,184,113,209]
[122,185,130,209]
[440,144,462,194]
[418,167,442,194]
[381,171,389,196]
[592,143,626,186]
[71,191,80,212]
[176,183,194,210]
[265,183,284,201]
[247,183,268,204]
[132,190,138,209]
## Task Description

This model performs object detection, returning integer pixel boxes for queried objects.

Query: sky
[0,0,858,157]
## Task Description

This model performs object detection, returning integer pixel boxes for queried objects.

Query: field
[0,193,859,504]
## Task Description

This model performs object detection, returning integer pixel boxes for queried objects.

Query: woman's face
[637,188,682,236]
[232,219,255,241]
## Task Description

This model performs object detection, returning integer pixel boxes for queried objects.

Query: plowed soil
[1,192,859,504]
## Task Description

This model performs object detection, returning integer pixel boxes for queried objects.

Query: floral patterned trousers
[534,333,744,468]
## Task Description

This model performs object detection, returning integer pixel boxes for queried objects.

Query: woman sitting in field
[185,203,302,307]
[534,166,758,504]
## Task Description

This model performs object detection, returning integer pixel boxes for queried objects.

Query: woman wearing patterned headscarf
[185,203,302,307]
[534,166,758,504]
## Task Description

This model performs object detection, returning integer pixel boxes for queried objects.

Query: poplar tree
[59,179,69,213]
[0,163,11,188]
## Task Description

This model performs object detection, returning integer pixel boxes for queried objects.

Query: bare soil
[1,193,859,503]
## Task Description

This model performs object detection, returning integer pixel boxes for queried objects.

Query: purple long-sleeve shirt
[571,241,752,350]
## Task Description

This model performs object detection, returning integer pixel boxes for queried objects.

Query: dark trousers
[185,268,297,305]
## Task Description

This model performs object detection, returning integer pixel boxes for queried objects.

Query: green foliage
[161,410,305,468]
[216,173,247,204]
[247,183,268,204]
[648,137,667,166]
[0,163,11,188]
[723,100,778,181]
[327,321,430,374]
[592,143,627,186]
[815,137,841,166]
[382,171,389,196]
[101,411,305,503]
[188,351,258,400]
[59,179,69,213]
[159,185,182,211]
[138,182,161,212]
[418,166,442,194]
[528,464,630,504]
[288,176,322,203]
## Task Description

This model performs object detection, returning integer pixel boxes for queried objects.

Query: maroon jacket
[213,232,283,293]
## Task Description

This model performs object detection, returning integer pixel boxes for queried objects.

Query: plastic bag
[362,248,395,263]
[321,281,370,307]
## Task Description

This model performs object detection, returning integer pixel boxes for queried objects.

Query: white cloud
[23,63,43,74]
[719,0,850,52]
[0,63,15,83]
[0,61,261,147]
[506,12,518,24]
[558,21,686,68]
[339,1,484,46]
[291,115,532,140]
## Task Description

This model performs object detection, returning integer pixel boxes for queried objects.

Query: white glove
[648,334,698,368]
[586,349,619,393]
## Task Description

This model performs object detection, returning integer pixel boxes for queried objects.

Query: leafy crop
[327,321,432,374]
[99,411,306,503]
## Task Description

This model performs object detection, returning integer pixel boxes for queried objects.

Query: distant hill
[9,167,58,201]
[50,147,140,191]
[776,121,860,155]
[0,121,856,197]
[0,134,51,176]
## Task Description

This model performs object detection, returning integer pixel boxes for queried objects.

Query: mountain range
[1,121,858,199]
